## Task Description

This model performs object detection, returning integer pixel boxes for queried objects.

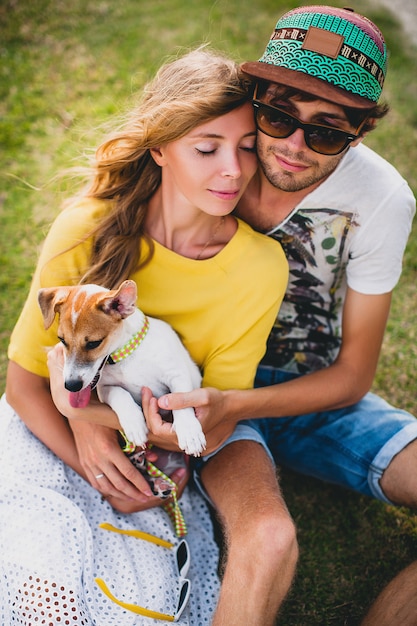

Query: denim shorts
[198,366,417,504]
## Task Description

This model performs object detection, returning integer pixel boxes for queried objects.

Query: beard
[257,141,344,193]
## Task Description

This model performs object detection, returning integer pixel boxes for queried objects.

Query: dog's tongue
[69,386,91,408]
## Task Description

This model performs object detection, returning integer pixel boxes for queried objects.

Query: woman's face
[152,103,257,217]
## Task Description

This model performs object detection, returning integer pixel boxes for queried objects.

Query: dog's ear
[38,287,71,329]
[98,280,137,319]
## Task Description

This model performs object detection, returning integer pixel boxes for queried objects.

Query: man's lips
[274,154,309,173]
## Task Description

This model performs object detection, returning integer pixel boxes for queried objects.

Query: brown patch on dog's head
[38,280,138,330]
[38,281,139,362]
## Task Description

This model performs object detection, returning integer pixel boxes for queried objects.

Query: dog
[38,279,206,456]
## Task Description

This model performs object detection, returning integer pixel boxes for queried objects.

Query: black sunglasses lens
[307,128,348,155]
[256,106,294,138]
[176,540,190,577]
[175,579,191,620]
[178,580,190,607]
[255,102,353,155]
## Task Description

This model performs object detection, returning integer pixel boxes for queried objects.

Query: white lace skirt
[0,395,220,625]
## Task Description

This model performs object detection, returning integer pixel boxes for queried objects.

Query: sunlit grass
[1,1,416,623]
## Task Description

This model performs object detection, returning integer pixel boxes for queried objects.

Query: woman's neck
[146,188,237,260]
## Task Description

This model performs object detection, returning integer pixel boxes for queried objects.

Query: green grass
[1,1,417,623]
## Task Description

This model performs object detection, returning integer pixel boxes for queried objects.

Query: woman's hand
[47,343,72,416]
[48,342,126,428]
[70,419,152,497]
[70,419,189,512]
[48,344,190,509]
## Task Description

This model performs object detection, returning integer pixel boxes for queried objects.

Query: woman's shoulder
[42,197,111,250]
[33,197,112,271]
[235,218,287,260]
[229,219,288,291]
[53,196,110,228]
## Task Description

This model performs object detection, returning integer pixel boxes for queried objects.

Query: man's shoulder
[335,143,407,187]
[307,143,413,210]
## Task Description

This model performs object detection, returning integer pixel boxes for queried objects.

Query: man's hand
[148,386,237,455]
[157,387,226,428]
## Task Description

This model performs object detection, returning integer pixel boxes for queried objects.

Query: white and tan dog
[38,280,206,456]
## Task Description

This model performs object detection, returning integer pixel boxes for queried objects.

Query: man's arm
[157,289,392,453]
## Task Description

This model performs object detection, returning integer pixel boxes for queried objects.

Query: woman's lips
[209,189,240,200]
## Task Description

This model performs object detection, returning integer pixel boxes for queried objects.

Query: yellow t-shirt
[8,198,288,390]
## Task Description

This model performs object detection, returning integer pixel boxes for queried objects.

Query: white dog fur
[38,280,206,456]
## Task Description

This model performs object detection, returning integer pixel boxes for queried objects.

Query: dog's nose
[65,379,84,392]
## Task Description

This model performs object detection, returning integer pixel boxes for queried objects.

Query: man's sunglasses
[95,522,191,622]
[253,100,362,156]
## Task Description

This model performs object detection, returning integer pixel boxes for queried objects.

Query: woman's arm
[6,359,188,511]
[6,360,85,473]
[46,345,189,505]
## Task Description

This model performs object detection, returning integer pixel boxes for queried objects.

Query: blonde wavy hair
[74,47,254,288]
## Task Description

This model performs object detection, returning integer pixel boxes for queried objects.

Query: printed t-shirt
[262,143,416,374]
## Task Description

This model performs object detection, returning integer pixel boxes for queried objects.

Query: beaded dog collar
[108,316,149,364]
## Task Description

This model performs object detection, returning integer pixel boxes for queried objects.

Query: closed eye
[195,148,216,156]
[86,339,104,350]
[241,144,256,153]
[58,336,67,347]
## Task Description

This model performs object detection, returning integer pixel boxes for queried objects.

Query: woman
[1,47,288,624]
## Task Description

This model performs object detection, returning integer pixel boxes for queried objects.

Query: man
[151,5,417,625]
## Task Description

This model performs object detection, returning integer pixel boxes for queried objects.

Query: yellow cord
[99,522,174,548]
[95,578,175,621]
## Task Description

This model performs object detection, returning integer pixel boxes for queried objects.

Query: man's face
[255,84,363,193]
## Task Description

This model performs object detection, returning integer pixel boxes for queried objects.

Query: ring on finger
[95,473,105,479]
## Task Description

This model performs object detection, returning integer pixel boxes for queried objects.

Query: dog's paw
[172,413,206,457]
[119,416,148,449]
[180,431,207,457]
[101,388,148,448]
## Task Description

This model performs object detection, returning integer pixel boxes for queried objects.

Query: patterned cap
[241,5,387,109]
